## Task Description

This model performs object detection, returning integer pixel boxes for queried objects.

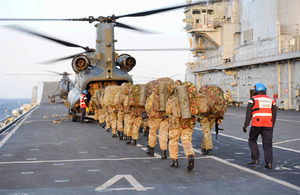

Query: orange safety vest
[80,94,87,108]
[251,95,275,127]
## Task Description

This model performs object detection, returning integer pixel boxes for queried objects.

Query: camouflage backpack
[198,85,227,118]
[103,86,121,106]
[172,81,200,117]
[128,84,143,107]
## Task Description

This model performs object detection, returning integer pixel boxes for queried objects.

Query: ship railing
[187,35,300,71]
[233,35,300,63]
[0,105,38,134]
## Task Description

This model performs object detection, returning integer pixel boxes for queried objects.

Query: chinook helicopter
[47,71,74,103]
[1,1,214,121]
[4,71,73,103]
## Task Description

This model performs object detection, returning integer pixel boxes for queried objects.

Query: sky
[0,0,194,98]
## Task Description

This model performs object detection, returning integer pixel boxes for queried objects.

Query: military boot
[119,131,123,140]
[106,128,111,132]
[202,149,212,156]
[117,131,120,137]
[123,135,128,141]
[112,134,117,138]
[170,159,178,168]
[133,139,137,146]
[161,150,167,159]
[265,163,272,169]
[187,155,194,171]
[247,159,259,165]
[146,147,154,157]
[126,136,132,144]
[102,122,106,128]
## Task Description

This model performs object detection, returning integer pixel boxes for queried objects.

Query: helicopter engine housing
[116,54,136,72]
[72,55,90,73]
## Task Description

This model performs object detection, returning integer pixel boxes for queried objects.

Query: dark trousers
[248,126,273,163]
[81,108,86,123]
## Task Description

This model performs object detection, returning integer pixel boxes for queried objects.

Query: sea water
[0,98,31,120]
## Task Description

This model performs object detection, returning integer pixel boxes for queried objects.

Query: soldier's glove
[243,125,247,133]
[141,111,149,120]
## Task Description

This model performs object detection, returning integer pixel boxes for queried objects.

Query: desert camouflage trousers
[132,116,143,140]
[94,109,99,121]
[169,126,194,160]
[143,118,149,130]
[124,113,134,137]
[200,117,215,150]
[148,118,169,150]
[98,108,106,124]
[117,111,124,131]
[105,111,111,130]
[110,112,117,135]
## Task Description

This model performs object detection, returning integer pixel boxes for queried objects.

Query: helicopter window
[202,9,207,13]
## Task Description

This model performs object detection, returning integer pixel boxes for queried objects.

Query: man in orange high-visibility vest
[80,90,89,124]
[243,83,277,169]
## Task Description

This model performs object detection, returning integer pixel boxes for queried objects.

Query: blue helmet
[254,83,266,92]
[83,90,88,94]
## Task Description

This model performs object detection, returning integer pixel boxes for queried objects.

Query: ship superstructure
[184,0,300,110]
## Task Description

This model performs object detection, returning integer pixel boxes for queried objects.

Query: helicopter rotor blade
[44,70,73,76]
[115,22,154,33]
[0,18,73,21]
[4,25,94,52]
[39,52,86,64]
[116,48,191,51]
[114,1,221,19]
[44,70,63,75]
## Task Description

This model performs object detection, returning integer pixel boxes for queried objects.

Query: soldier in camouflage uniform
[89,92,100,121]
[124,96,134,143]
[166,81,198,171]
[109,106,118,137]
[105,106,111,132]
[126,84,145,145]
[197,85,227,155]
[98,88,106,128]
[103,85,120,135]
[145,78,174,158]
[117,83,131,141]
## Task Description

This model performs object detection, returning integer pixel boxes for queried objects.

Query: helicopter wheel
[72,110,77,122]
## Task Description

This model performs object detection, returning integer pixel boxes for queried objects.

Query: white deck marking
[178,143,300,192]
[95,175,154,192]
[194,128,300,154]
[226,113,300,123]
[273,138,300,145]
[0,157,160,165]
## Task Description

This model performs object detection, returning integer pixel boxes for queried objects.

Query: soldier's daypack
[103,86,121,106]
[145,77,174,112]
[172,81,200,118]
[198,85,227,118]
[128,84,143,107]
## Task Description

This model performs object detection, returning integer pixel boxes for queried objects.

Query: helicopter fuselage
[65,22,133,111]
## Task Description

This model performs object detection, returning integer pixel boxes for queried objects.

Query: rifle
[215,118,224,140]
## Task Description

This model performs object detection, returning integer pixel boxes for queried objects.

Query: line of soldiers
[87,78,227,171]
